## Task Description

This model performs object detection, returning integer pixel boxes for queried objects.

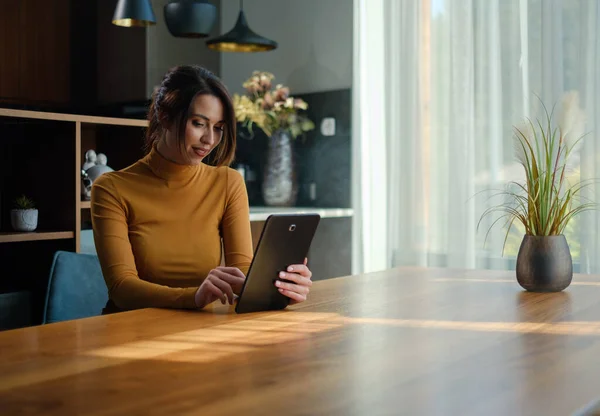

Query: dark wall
[296,88,352,208]
[235,88,352,209]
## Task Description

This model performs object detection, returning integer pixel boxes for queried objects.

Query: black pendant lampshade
[206,0,277,52]
[164,0,217,38]
[112,0,156,27]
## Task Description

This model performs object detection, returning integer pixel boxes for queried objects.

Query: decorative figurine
[81,150,114,200]
[82,149,97,171]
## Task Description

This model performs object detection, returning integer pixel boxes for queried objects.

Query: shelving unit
[0,108,147,250]
[0,108,147,328]
[0,231,74,243]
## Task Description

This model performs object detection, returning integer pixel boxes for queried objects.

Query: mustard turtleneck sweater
[90,145,253,311]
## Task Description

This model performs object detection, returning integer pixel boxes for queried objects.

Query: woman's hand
[275,258,313,305]
[195,267,246,309]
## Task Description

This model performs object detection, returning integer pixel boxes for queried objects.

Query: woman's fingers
[274,267,313,306]
[217,266,246,279]
[275,279,310,295]
[286,264,312,279]
[204,265,311,307]
[278,271,312,287]
[278,288,306,303]
[212,268,245,285]
[212,269,245,294]
[200,267,246,307]
[204,280,227,305]
[208,275,235,304]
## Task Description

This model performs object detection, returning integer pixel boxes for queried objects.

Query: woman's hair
[145,65,236,167]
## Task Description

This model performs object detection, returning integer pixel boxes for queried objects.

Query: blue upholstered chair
[42,250,108,324]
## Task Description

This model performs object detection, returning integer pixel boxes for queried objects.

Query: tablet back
[235,214,321,314]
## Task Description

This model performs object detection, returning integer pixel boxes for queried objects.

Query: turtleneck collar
[143,142,202,182]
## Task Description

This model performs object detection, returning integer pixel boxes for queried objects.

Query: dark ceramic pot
[516,235,573,292]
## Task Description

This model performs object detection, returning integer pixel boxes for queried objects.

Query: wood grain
[0,1,20,100]
[0,231,74,243]
[0,108,147,127]
[18,0,70,103]
[1,267,600,415]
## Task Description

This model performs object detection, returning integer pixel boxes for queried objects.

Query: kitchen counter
[248,207,354,222]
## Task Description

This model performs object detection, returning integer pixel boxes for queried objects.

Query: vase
[516,235,573,292]
[11,209,38,232]
[262,129,298,207]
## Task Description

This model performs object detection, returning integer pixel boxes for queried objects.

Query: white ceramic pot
[11,209,38,232]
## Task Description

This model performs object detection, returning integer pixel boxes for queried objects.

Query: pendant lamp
[164,0,217,38]
[206,0,277,52]
[112,0,156,27]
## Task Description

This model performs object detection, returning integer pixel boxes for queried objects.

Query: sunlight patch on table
[344,317,600,335]
[432,278,600,286]
[84,313,344,363]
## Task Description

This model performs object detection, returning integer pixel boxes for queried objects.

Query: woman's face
[164,94,225,165]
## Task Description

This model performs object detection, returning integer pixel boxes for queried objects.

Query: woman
[91,65,313,313]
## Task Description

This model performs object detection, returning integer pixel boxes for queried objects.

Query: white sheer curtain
[353,0,600,274]
[352,0,388,274]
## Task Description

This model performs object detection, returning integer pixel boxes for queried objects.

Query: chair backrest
[43,250,108,324]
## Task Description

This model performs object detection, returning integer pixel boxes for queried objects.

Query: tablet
[235,213,321,314]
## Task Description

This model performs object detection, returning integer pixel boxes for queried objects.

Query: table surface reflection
[1,267,600,415]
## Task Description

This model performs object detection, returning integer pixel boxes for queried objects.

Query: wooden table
[2,267,600,416]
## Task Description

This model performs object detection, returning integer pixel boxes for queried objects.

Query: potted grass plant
[479,91,594,292]
[11,195,38,232]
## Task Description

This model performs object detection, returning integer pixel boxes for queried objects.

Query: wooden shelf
[0,108,148,127]
[0,231,74,243]
[80,201,91,209]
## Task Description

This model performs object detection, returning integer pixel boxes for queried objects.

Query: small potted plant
[11,195,38,232]
[479,91,594,292]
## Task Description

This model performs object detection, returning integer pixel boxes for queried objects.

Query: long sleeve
[221,168,254,275]
[91,174,198,310]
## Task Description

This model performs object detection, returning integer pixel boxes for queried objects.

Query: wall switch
[309,182,317,201]
[320,117,336,136]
